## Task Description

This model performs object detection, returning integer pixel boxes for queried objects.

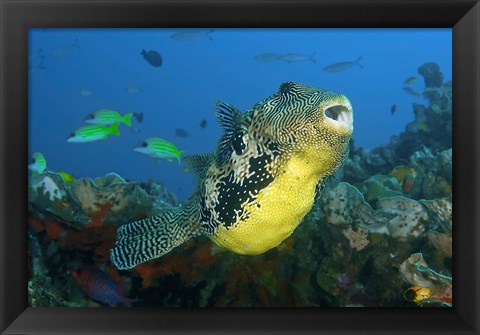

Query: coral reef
[28,62,452,308]
[344,63,451,183]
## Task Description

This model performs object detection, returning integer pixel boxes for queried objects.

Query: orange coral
[87,202,113,228]
[44,221,65,240]
[28,217,45,233]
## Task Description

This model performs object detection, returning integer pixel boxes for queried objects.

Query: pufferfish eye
[279,82,295,95]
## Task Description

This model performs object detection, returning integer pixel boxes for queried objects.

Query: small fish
[431,104,443,114]
[199,119,207,129]
[404,76,418,85]
[67,123,120,143]
[28,152,47,174]
[404,286,432,304]
[49,38,80,57]
[323,57,363,72]
[141,49,162,67]
[28,49,45,62]
[417,122,431,133]
[80,88,93,97]
[28,63,46,73]
[58,171,75,184]
[85,109,132,126]
[171,29,214,41]
[134,137,184,163]
[126,85,141,94]
[391,104,397,115]
[71,267,137,307]
[403,86,422,98]
[280,52,316,63]
[133,112,144,123]
[175,128,190,138]
[402,174,415,193]
[254,53,282,62]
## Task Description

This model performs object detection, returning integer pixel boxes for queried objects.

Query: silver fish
[49,38,80,57]
[323,57,363,72]
[171,29,214,41]
[280,52,316,63]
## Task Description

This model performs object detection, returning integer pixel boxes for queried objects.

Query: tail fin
[133,112,144,123]
[110,202,201,270]
[207,29,214,41]
[73,38,80,49]
[177,150,185,164]
[310,52,316,63]
[123,113,133,127]
[355,56,363,69]
[108,122,120,136]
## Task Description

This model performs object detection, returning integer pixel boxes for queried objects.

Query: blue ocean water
[28,28,452,201]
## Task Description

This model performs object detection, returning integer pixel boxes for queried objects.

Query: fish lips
[322,102,354,131]
[133,146,150,155]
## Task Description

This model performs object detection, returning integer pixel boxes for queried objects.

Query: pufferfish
[110,82,354,270]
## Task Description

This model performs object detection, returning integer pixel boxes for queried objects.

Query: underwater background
[28,28,452,307]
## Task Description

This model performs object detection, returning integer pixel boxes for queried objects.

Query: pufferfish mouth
[323,102,354,130]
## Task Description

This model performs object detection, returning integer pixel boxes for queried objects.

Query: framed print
[1,0,479,334]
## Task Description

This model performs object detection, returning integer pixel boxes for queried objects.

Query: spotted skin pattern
[110,82,353,270]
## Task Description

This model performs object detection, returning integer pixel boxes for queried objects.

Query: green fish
[431,104,443,114]
[110,82,353,270]
[85,109,132,126]
[134,137,184,163]
[28,152,47,175]
[67,123,120,143]
[58,171,75,184]
[417,122,431,132]
[404,76,418,85]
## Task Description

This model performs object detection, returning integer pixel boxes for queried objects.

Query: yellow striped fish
[85,109,132,126]
[67,123,120,143]
[134,137,184,163]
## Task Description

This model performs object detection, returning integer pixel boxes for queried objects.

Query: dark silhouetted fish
[323,57,363,72]
[133,112,144,123]
[141,49,162,67]
[175,128,190,138]
[199,119,207,129]
[391,104,397,115]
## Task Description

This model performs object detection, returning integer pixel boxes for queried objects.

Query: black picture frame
[1,0,479,334]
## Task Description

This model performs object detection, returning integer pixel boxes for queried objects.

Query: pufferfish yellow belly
[110,81,353,270]
[212,155,319,254]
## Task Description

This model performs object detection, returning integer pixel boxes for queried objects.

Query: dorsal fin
[214,101,246,166]
[183,154,213,183]
[214,101,243,132]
